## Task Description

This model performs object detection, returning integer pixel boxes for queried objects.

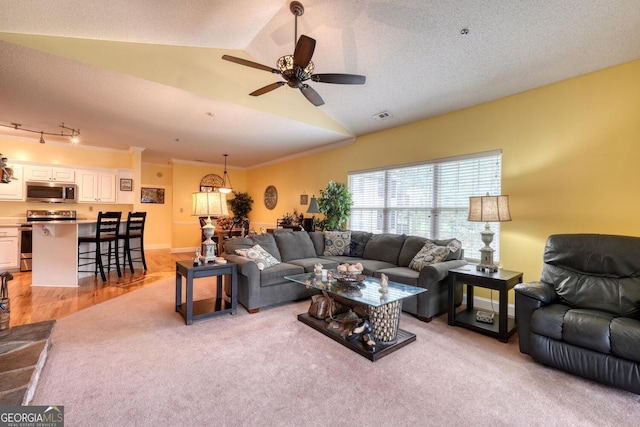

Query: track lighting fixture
[0,121,80,144]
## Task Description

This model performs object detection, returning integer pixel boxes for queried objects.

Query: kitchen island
[31,219,100,287]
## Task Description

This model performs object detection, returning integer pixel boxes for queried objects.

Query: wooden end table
[175,260,237,325]
[448,266,523,342]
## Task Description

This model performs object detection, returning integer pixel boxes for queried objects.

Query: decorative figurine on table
[379,273,389,295]
[194,248,202,266]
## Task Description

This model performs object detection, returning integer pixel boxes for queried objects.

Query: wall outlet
[88,206,93,212]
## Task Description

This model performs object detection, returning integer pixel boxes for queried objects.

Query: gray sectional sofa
[222,230,467,321]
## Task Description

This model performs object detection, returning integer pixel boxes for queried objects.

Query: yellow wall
[4,58,640,290]
[170,161,247,251]
[246,59,640,288]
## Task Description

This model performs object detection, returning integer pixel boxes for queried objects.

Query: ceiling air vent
[373,111,393,121]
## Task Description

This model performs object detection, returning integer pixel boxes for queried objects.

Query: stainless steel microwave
[25,181,77,203]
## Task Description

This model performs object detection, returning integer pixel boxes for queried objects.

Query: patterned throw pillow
[235,244,280,271]
[409,242,450,272]
[323,231,351,256]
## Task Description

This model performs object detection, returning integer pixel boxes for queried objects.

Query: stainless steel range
[20,210,77,271]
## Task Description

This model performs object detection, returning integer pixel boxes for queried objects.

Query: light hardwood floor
[6,249,187,327]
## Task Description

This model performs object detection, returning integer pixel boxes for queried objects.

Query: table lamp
[192,191,229,263]
[468,194,511,272]
[305,195,321,231]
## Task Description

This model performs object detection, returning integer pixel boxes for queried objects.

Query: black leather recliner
[515,234,640,394]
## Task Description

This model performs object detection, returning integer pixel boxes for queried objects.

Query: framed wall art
[120,178,133,191]
[141,187,165,204]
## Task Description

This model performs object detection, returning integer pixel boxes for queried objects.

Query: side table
[448,266,523,342]
[175,260,237,325]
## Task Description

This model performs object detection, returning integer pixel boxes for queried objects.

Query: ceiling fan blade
[311,74,366,85]
[300,84,324,106]
[222,55,280,74]
[293,35,316,68]
[250,82,286,96]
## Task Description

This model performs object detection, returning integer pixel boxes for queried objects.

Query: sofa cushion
[274,231,317,261]
[409,242,450,272]
[223,236,254,255]
[349,231,373,257]
[323,230,351,256]
[288,258,339,273]
[363,233,406,264]
[235,245,280,271]
[308,231,325,256]
[541,233,640,317]
[224,233,282,261]
[611,317,640,363]
[543,264,640,317]
[260,263,305,287]
[562,308,615,354]
[398,236,428,266]
[252,233,282,261]
[375,267,419,286]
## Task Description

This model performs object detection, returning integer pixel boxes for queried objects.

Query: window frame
[347,150,504,262]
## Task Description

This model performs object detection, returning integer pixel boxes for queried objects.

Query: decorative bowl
[335,273,366,286]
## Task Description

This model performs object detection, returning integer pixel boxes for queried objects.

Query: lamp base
[202,241,217,263]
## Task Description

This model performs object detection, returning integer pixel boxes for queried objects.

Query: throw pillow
[323,231,351,256]
[409,242,450,272]
[235,244,280,271]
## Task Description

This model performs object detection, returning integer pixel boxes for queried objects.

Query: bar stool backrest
[97,211,122,239]
[126,212,146,238]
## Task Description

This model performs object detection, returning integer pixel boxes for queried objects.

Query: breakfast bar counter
[31,219,98,287]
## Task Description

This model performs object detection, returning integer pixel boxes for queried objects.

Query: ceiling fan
[221,1,366,106]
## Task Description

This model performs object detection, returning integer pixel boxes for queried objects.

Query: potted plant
[316,181,353,231]
[228,191,253,228]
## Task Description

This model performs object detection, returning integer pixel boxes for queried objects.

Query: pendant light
[219,154,233,194]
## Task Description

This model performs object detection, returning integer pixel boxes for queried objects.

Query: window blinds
[348,151,503,261]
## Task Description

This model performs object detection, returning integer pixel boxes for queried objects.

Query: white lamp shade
[468,195,511,222]
[192,191,229,217]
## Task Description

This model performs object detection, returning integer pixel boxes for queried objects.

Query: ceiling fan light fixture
[277,55,314,77]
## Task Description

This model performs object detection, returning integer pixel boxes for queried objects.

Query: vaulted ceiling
[1,1,639,168]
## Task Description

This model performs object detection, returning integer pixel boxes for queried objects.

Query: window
[348,151,503,261]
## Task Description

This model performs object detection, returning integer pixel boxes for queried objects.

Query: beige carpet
[32,278,640,426]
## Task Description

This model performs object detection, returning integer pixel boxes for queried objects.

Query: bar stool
[78,211,122,282]
[122,212,147,273]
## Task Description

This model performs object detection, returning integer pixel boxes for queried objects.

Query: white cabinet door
[77,170,116,203]
[0,228,19,269]
[25,166,75,182]
[97,173,116,203]
[0,164,24,200]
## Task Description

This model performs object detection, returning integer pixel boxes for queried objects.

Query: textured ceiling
[1,0,639,169]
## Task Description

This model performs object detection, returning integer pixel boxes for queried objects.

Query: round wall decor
[264,185,278,210]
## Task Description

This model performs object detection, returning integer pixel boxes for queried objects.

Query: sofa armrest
[514,281,557,354]
[222,254,260,280]
[417,259,469,286]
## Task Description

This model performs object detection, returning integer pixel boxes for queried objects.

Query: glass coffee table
[285,272,426,361]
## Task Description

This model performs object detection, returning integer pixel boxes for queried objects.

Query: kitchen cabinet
[25,166,75,183]
[0,226,19,270]
[0,164,24,200]
[77,170,117,203]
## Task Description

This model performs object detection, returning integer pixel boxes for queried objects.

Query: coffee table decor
[285,271,426,361]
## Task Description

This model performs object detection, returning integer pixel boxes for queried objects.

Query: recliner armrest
[514,281,557,354]
[514,281,556,304]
